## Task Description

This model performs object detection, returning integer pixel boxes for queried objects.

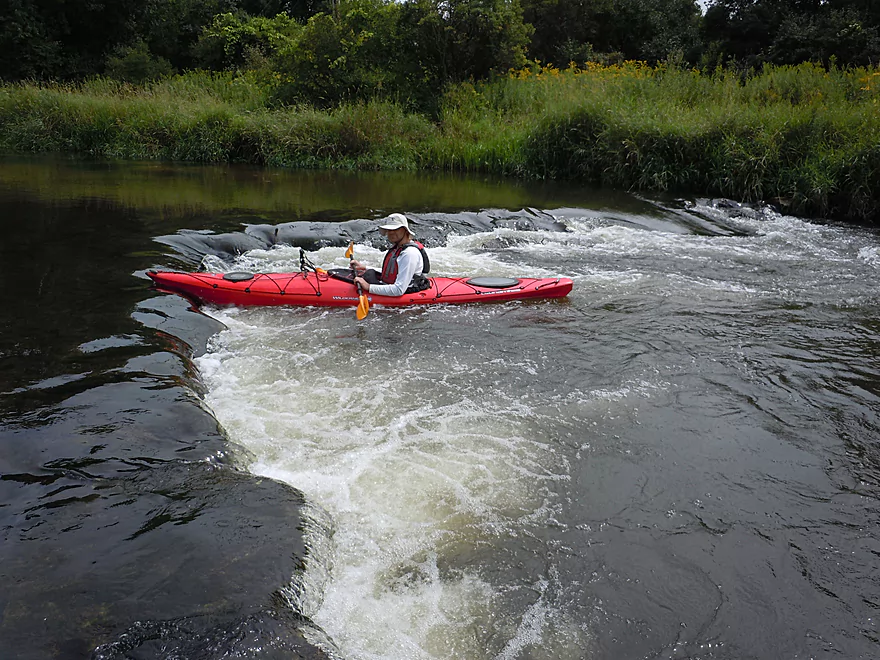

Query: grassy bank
[1,64,878,223]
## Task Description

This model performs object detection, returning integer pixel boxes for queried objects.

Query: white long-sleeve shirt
[369,246,423,296]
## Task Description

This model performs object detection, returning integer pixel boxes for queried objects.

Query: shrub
[105,41,174,84]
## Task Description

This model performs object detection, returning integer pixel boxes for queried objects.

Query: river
[1,155,878,660]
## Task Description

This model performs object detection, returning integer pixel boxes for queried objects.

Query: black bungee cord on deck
[298,248,325,296]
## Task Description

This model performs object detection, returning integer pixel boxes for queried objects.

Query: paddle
[345,241,370,320]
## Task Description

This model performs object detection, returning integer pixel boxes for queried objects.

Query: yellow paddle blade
[356,293,370,320]
[344,241,354,260]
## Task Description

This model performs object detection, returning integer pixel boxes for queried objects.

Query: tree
[443,0,533,79]
[770,7,880,66]
[0,0,62,79]
[0,0,152,79]
[273,0,402,106]
[701,0,880,69]
[0,0,335,81]
[273,0,532,110]
[105,40,175,83]
[603,0,702,63]
[193,12,301,70]
[521,0,612,67]
[239,0,329,21]
[702,0,781,69]
[142,0,331,72]
[522,0,700,67]
[396,0,533,85]
[139,0,240,71]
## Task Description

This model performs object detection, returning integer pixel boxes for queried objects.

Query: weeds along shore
[1,62,878,223]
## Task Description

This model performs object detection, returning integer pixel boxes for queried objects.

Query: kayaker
[350,214,430,296]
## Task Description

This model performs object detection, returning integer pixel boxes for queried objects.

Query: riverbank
[1,62,877,223]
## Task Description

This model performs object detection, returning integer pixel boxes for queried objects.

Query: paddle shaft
[346,241,370,320]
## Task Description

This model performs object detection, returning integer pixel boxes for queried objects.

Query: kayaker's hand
[349,259,364,271]
[354,276,370,291]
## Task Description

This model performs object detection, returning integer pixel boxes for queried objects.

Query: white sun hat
[378,213,413,234]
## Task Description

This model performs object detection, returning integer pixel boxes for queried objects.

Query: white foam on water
[561,205,880,307]
[574,379,669,404]
[858,245,880,268]
[193,268,589,659]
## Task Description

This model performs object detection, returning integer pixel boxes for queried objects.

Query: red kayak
[147,269,573,308]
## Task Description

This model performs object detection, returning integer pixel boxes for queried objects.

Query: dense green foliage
[703,0,880,70]
[2,0,878,109]
[522,0,703,67]
[3,0,879,85]
[193,12,302,71]
[2,63,878,222]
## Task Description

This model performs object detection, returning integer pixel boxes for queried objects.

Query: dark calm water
[1,155,879,660]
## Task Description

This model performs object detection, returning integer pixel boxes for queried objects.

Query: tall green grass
[1,64,878,222]
[0,72,433,168]
[482,61,880,222]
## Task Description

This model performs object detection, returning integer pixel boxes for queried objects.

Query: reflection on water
[0,154,650,225]
[1,155,880,660]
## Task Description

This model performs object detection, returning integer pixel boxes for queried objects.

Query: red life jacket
[380,241,429,284]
